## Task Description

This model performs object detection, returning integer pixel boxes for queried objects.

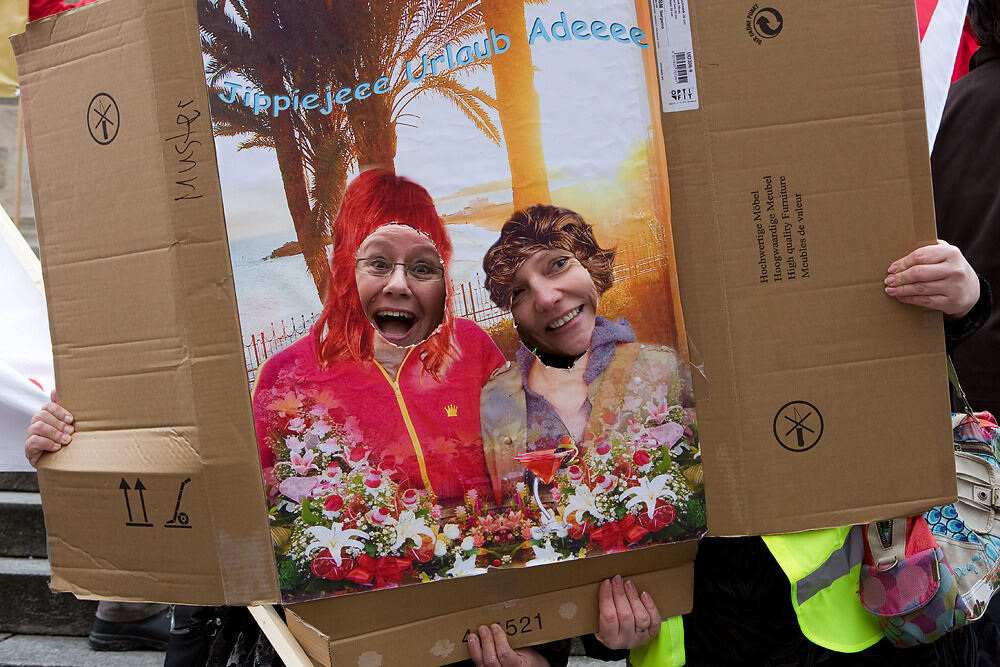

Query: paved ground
[0,635,163,667]
[0,634,622,666]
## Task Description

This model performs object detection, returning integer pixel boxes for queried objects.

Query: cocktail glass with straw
[514,436,578,523]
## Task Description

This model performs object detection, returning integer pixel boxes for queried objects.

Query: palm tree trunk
[481,0,550,210]
[245,0,328,296]
[350,95,397,172]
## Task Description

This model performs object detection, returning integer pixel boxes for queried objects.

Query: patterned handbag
[859,360,1000,647]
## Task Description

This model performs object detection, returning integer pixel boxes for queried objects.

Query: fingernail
[885,287,897,295]
[613,574,622,585]
[641,591,653,604]
[63,424,73,434]
[888,263,899,273]
[63,414,73,423]
[601,578,611,589]
[884,275,896,286]
[625,580,638,595]
[59,435,70,444]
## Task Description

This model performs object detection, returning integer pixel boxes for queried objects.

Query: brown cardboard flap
[287,549,696,667]
[663,0,956,535]
[13,0,278,604]
[287,540,696,642]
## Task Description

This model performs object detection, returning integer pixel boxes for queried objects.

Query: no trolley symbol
[773,401,823,452]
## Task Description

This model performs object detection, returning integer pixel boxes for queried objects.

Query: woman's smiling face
[355,224,446,349]
[509,249,599,359]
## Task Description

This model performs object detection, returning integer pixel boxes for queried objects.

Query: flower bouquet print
[202,0,706,604]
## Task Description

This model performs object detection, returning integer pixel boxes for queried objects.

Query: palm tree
[480,0,551,210]
[199,0,502,296]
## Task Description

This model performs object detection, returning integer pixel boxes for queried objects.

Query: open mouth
[374,310,417,342]
[545,305,583,331]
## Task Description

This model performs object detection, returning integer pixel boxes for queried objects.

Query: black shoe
[88,607,170,651]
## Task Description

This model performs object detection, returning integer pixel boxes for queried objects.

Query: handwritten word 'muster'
[166,100,203,201]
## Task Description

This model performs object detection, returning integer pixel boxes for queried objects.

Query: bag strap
[866,518,906,571]
[948,355,977,421]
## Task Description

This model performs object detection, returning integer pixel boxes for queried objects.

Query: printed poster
[199,0,705,603]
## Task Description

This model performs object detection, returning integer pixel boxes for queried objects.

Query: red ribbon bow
[590,515,650,553]
[345,554,413,588]
[310,549,356,581]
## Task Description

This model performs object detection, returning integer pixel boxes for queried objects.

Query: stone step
[0,558,96,636]
[0,492,46,559]
[0,634,164,667]
[0,474,38,493]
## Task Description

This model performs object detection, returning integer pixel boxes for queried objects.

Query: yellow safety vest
[631,528,882,665]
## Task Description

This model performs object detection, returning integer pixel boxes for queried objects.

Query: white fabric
[920,0,970,148]
[0,207,51,471]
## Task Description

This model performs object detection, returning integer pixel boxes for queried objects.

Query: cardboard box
[652,0,956,534]
[12,0,956,662]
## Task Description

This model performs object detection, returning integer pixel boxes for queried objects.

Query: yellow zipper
[374,349,435,497]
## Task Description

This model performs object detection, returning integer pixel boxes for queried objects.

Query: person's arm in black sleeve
[944,275,992,353]
[885,240,986,355]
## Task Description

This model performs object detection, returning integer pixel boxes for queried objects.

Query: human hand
[24,390,74,467]
[885,240,980,319]
[467,624,549,667]
[594,575,661,650]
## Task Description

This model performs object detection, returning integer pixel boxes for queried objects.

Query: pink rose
[647,422,684,448]
[278,476,320,503]
[567,465,584,482]
[364,471,382,489]
[430,504,443,519]
[595,441,611,456]
[401,489,420,509]
[368,507,392,524]
[633,450,651,467]
[594,474,616,493]
[324,494,344,512]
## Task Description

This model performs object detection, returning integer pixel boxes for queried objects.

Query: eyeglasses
[355,256,445,282]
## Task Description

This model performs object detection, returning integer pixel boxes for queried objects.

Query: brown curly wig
[482,205,615,310]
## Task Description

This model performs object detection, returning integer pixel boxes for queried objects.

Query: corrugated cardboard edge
[12,0,279,604]
[286,563,694,667]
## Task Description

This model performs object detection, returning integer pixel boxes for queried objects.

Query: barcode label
[673,51,689,84]
[650,0,698,112]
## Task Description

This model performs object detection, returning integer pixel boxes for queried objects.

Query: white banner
[919,0,970,147]
[0,206,52,472]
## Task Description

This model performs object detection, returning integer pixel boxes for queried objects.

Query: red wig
[314,169,456,376]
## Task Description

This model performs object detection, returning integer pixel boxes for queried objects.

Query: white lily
[446,552,488,578]
[526,540,571,567]
[284,435,305,454]
[620,474,678,520]
[390,510,434,552]
[562,484,605,524]
[304,522,369,566]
